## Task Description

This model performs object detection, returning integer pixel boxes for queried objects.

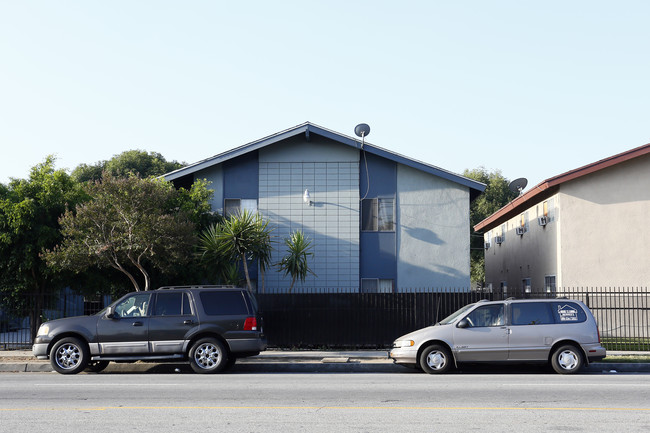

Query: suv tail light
[243,317,257,331]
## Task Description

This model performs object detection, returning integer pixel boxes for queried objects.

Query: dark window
[465,304,505,327]
[361,198,395,232]
[200,291,249,316]
[154,292,191,316]
[551,302,587,323]
[511,302,554,325]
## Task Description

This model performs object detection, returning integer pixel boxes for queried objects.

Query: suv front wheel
[50,337,89,374]
[189,337,229,374]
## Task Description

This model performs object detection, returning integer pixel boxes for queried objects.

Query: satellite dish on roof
[354,123,370,138]
[508,178,528,195]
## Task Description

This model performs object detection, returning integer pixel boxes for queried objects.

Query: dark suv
[33,286,267,374]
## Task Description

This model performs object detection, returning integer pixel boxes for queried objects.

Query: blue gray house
[164,122,485,292]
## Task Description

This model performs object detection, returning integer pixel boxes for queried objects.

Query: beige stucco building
[474,143,650,293]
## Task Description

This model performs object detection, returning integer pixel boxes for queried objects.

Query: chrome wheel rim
[426,351,446,370]
[558,350,578,370]
[194,343,221,370]
[55,343,81,370]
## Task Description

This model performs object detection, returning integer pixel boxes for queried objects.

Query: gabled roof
[474,142,650,232]
[163,121,485,196]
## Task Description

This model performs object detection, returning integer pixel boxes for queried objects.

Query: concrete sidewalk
[1,349,649,374]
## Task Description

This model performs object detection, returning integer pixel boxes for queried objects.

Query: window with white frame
[360,278,394,293]
[361,198,395,232]
[224,199,257,217]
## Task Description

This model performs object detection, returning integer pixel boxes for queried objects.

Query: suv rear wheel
[189,337,229,374]
[551,345,583,374]
[50,337,89,374]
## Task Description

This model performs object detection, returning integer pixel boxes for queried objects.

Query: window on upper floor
[361,197,395,232]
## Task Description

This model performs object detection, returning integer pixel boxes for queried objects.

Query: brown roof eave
[473,183,560,232]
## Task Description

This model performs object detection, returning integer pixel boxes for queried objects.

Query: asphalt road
[1,371,649,432]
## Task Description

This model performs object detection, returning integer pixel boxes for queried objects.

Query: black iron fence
[1,287,648,351]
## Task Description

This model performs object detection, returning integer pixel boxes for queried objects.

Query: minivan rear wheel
[419,344,452,374]
[551,345,583,374]
[189,337,229,374]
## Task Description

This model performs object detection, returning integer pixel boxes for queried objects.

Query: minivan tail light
[244,317,257,331]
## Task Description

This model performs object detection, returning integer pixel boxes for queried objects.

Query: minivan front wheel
[189,338,229,374]
[419,344,452,374]
[551,345,583,374]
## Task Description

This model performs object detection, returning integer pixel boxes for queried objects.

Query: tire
[50,337,89,375]
[551,345,583,374]
[86,360,110,373]
[188,338,229,374]
[419,344,453,374]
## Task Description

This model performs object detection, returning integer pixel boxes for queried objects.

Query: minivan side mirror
[457,319,470,328]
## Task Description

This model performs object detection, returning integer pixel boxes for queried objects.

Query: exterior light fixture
[303,189,313,206]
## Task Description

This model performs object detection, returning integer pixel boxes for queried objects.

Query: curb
[2,360,649,374]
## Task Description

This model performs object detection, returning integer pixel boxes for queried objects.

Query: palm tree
[277,230,315,292]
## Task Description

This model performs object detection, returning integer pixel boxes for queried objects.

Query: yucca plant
[278,230,315,292]
[197,210,273,292]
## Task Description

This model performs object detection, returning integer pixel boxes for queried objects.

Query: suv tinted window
[511,302,554,325]
[154,292,191,316]
[551,302,587,323]
[200,291,249,316]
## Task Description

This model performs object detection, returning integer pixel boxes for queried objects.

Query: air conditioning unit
[484,242,491,249]
[495,236,503,245]
[538,216,548,226]
[515,226,525,236]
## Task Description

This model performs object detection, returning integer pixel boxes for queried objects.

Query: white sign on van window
[558,305,578,321]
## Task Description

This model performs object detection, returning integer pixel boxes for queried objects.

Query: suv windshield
[438,303,476,325]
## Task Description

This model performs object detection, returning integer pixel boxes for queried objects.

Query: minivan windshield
[438,303,475,325]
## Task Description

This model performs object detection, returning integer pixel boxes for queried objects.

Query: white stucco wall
[484,195,559,292]
[559,154,650,288]
[396,165,471,289]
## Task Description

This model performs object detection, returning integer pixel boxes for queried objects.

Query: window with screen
[361,198,395,232]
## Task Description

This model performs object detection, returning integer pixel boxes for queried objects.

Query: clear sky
[1,1,648,190]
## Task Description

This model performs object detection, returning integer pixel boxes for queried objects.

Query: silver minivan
[389,298,606,374]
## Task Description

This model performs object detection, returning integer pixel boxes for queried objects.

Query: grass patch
[600,355,650,363]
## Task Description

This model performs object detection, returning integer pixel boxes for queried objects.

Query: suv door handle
[132,321,143,327]
[183,320,193,325]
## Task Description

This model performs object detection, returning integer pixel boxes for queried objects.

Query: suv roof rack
[156,285,238,290]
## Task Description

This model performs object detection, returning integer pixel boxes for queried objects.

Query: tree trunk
[241,253,252,292]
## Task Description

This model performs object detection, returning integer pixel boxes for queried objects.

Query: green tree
[44,173,199,291]
[71,150,184,182]
[277,230,315,292]
[0,157,87,338]
[463,167,518,286]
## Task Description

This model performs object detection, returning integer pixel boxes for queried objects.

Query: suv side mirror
[457,319,470,328]
[105,306,116,319]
